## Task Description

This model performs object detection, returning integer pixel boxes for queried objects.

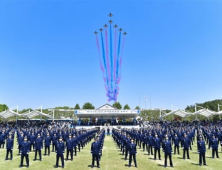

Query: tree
[123,104,130,110]
[185,99,222,112]
[113,102,122,109]
[55,106,72,109]
[135,106,140,110]
[82,102,95,109]
[74,104,80,109]
[0,104,9,112]
[19,108,33,114]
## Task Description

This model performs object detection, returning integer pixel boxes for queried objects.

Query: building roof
[97,103,116,110]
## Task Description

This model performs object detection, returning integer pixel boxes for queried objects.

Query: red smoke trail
[96,35,105,73]
[96,34,107,92]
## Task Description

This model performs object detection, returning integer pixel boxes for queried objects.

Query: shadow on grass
[191,163,200,166]
[157,164,164,167]
[53,165,64,168]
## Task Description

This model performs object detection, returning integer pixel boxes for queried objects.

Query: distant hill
[185,99,222,112]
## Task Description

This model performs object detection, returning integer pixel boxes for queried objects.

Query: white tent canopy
[161,109,192,118]
[193,108,218,117]
[22,110,52,119]
[0,110,21,119]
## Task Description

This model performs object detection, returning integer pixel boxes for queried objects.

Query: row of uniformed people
[1,127,97,168]
[118,128,195,152]
[16,128,95,154]
[0,128,15,148]
[199,127,222,158]
[114,128,194,160]
[113,126,208,167]
[22,128,96,168]
[90,129,105,168]
[112,129,138,167]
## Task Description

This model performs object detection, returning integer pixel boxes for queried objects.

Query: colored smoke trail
[116,31,122,85]
[113,27,118,101]
[114,28,117,83]
[96,35,105,73]
[109,24,114,100]
[105,27,110,82]
[119,35,125,68]
[113,31,122,101]
[117,34,126,83]
[95,14,127,102]
[100,31,109,92]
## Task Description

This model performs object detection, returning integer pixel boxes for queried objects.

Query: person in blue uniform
[19,136,30,168]
[173,134,180,154]
[18,133,24,155]
[72,135,77,156]
[107,127,110,136]
[34,134,43,161]
[125,135,131,160]
[66,134,73,161]
[29,132,35,152]
[91,137,100,168]
[56,137,65,168]
[134,131,138,147]
[122,133,127,155]
[162,136,173,168]
[5,135,13,160]
[153,134,161,160]
[211,134,219,158]
[181,133,190,159]
[0,131,6,148]
[52,133,58,152]
[142,133,147,152]
[147,132,153,155]
[198,136,207,166]
[129,139,137,168]
[44,133,51,156]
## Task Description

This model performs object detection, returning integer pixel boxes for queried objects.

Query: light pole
[144,95,147,111]
[218,104,222,120]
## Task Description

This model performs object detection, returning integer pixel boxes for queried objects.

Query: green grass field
[0,136,221,170]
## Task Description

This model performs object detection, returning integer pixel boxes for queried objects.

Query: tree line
[0,102,140,113]
[2,99,222,122]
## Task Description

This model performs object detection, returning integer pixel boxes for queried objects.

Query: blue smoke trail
[116,31,122,81]
[115,31,121,99]
[101,31,109,95]
[110,24,113,101]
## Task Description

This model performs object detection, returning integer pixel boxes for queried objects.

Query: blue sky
[1,0,222,110]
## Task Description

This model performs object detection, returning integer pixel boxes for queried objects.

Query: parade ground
[0,135,221,170]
